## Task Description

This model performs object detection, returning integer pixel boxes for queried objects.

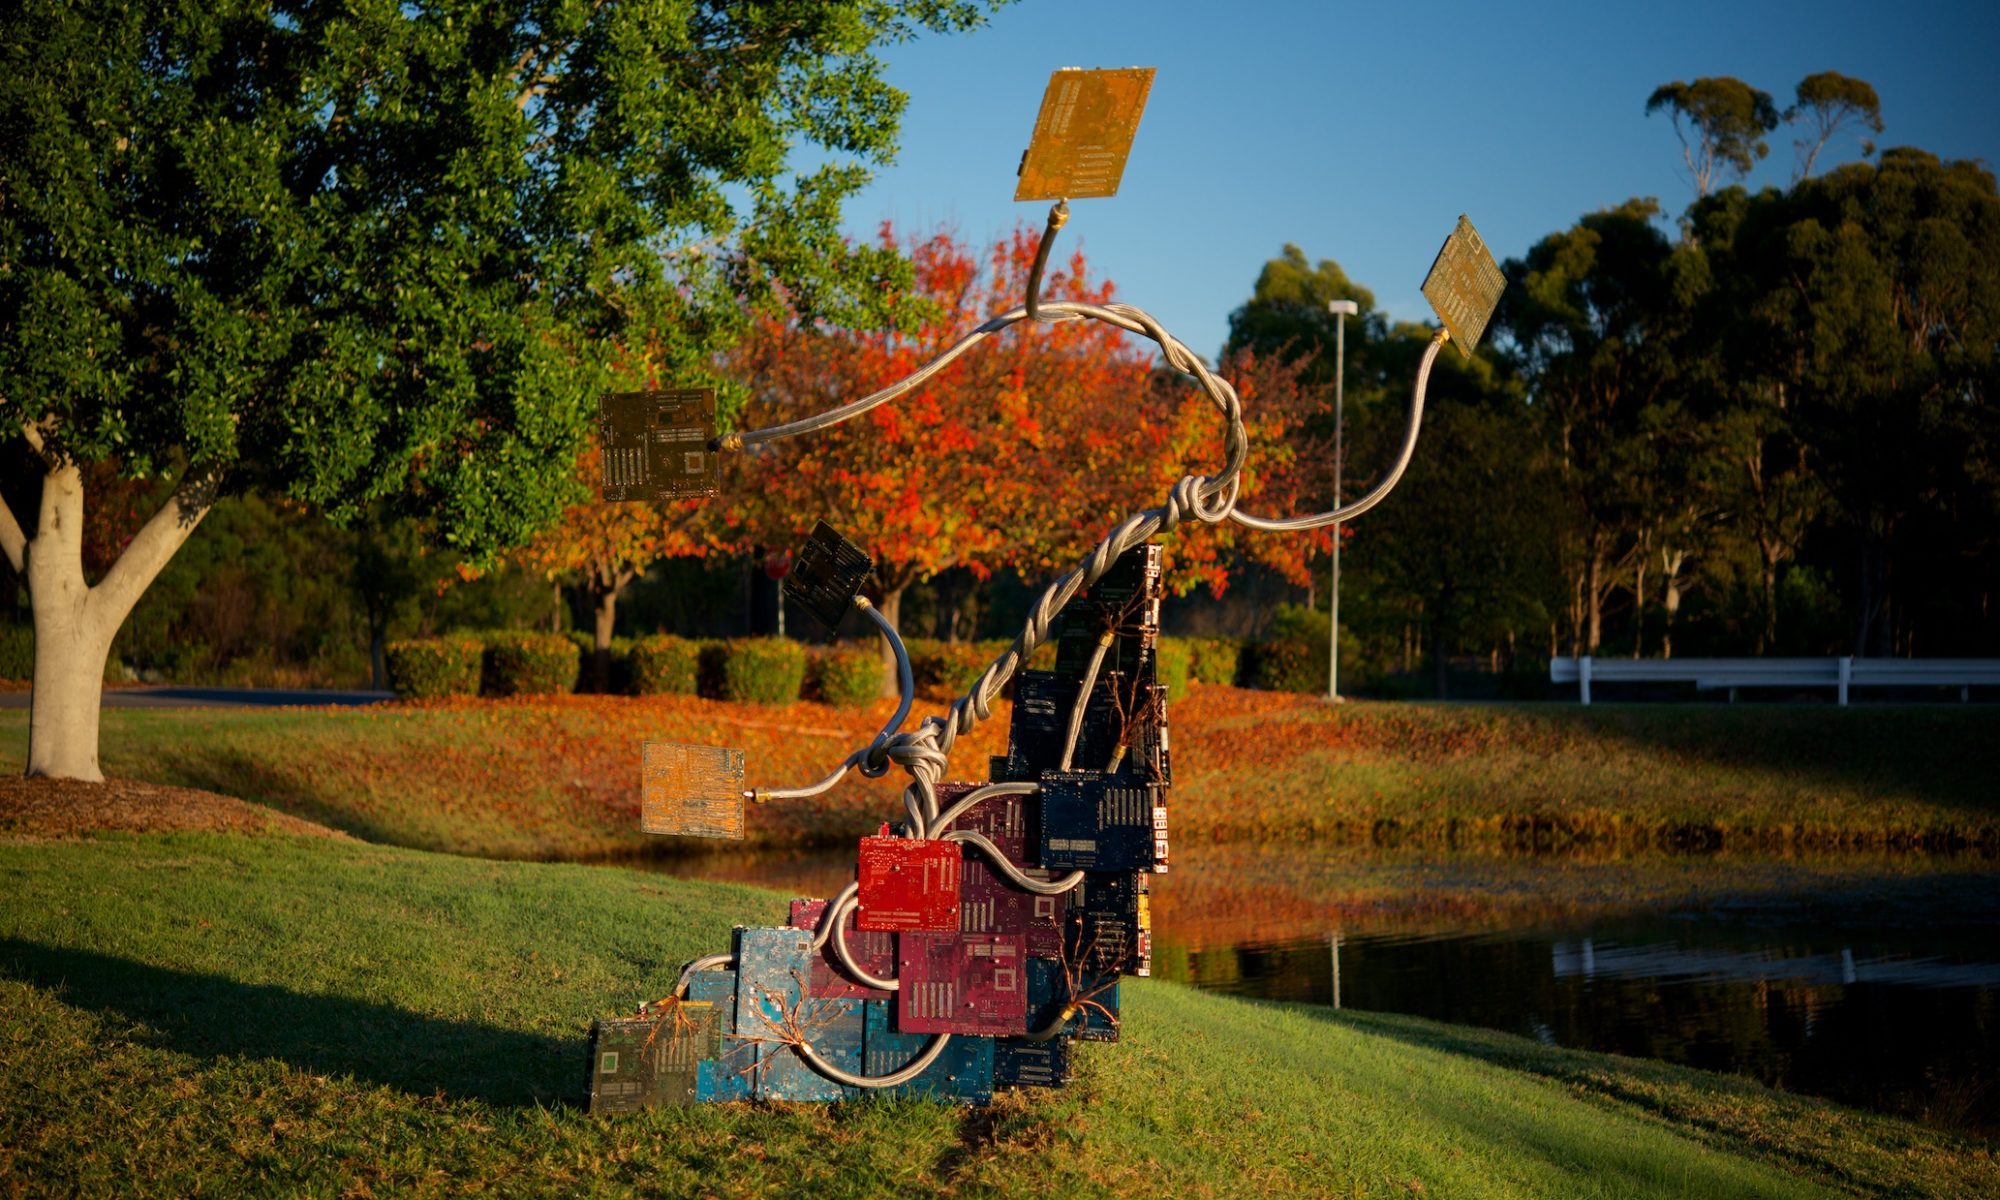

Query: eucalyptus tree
[0,0,1002,778]
[1739,150,2000,654]
[1646,77,1781,198]
[1495,199,1693,654]
[1789,71,1884,182]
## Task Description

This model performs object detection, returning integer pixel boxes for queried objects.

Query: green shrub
[385,637,483,699]
[480,631,581,696]
[911,639,1001,696]
[809,644,883,708]
[1153,637,1192,696]
[719,638,806,705]
[0,624,31,681]
[1251,637,1328,693]
[1190,637,1242,686]
[629,635,701,695]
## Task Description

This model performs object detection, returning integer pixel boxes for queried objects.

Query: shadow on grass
[1526,705,2000,826]
[0,937,580,1108]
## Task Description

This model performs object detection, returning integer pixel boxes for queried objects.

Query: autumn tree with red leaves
[509,439,710,690]
[727,226,1338,685]
[726,227,1156,667]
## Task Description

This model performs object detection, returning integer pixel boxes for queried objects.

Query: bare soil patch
[0,775,344,840]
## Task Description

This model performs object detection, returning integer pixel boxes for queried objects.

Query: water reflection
[1167,911,2000,1135]
[604,841,2000,1133]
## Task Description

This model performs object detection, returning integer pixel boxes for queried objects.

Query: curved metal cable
[1231,330,1449,531]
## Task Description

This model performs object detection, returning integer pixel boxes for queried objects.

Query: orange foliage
[725,225,1339,606]
[725,225,1266,606]
[510,437,712,602]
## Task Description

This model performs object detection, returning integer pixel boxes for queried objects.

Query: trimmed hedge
[1251,637,1328,693]
[629,635,701,695]
[1153,637,1192,696]
[809,644,883,708]
[909,638,1008,696]
[0,624,31,681]
[1189,637,1242,686]
[719,637,806,705]
[482,632,580,696]
[385,637,483,699]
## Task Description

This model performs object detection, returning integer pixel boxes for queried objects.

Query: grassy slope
[3,831,1992,1198]
[0,693,1994,859]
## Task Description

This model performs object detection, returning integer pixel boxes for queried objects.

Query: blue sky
[818,0,1999,362]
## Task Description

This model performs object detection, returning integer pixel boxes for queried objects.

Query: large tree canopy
[0,0,1003,777]
[1,0,995,552]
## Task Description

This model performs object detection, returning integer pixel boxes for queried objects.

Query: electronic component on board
[785,520,875,631]
[1038,773,1167,874]
[1015,68,1157,202]
[586,1004,721,1113]
[640,742,746,839]
[994,1036,1071,1090]
[897,931,1029,1036]
[597,388,719,501]
[1026,956,1120,1043]
[789,898,894,1000]
[855,831,962,931]
[1422,215,1506,358]
[1052,543,1163,678]
[862,1001,997,1103]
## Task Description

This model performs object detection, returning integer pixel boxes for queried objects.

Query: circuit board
[790,898,894,999]
[855,833,962,931]
[640,741,745,839]
[896,931,1029,1036]
[597,389,719,501]
[785,520,875,630]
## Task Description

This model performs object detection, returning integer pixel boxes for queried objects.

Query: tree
[1789,71,1884,182]
[1358,366,1563,696]
[729,225,1196,679]
[1741,150,2000,654]
[508,440,709,691]
[0,0,1001,778]
[1223,246,1389,396]
[1647,77,1781,197]
[1495,199,1692,654]
[1221,247,1410,602]
[727,224,1148,631]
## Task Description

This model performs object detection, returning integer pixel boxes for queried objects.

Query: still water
[625,843,2000,1133]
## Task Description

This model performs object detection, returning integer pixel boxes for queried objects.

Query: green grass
[2,829,1992,1197]
[2,693,1994,859]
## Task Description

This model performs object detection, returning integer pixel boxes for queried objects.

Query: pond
[619,841,2000,1135]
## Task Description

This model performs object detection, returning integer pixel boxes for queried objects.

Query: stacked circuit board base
[587,544,1169,1110]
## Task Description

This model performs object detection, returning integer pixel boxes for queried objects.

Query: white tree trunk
[3,446,214,782]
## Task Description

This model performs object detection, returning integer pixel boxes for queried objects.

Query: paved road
[0,687,393,709]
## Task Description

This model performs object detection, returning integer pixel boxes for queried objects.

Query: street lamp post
[1327,299,1358,703]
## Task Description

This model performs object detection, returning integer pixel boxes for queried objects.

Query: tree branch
[0,487,23,575]
[90,465,221,624]
[20,417,53,466]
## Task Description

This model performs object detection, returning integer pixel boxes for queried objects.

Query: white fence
[1548,656,2000,705]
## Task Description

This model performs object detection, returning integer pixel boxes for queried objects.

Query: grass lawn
[0,691,1993,859]
[2,827,1992,1198]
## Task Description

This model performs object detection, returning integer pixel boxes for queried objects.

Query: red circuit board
[855,833,961,932]
[788,898,895,999]
[937,782,1031,846]
[896,931,1028,1036]
[959,854,1068,956]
